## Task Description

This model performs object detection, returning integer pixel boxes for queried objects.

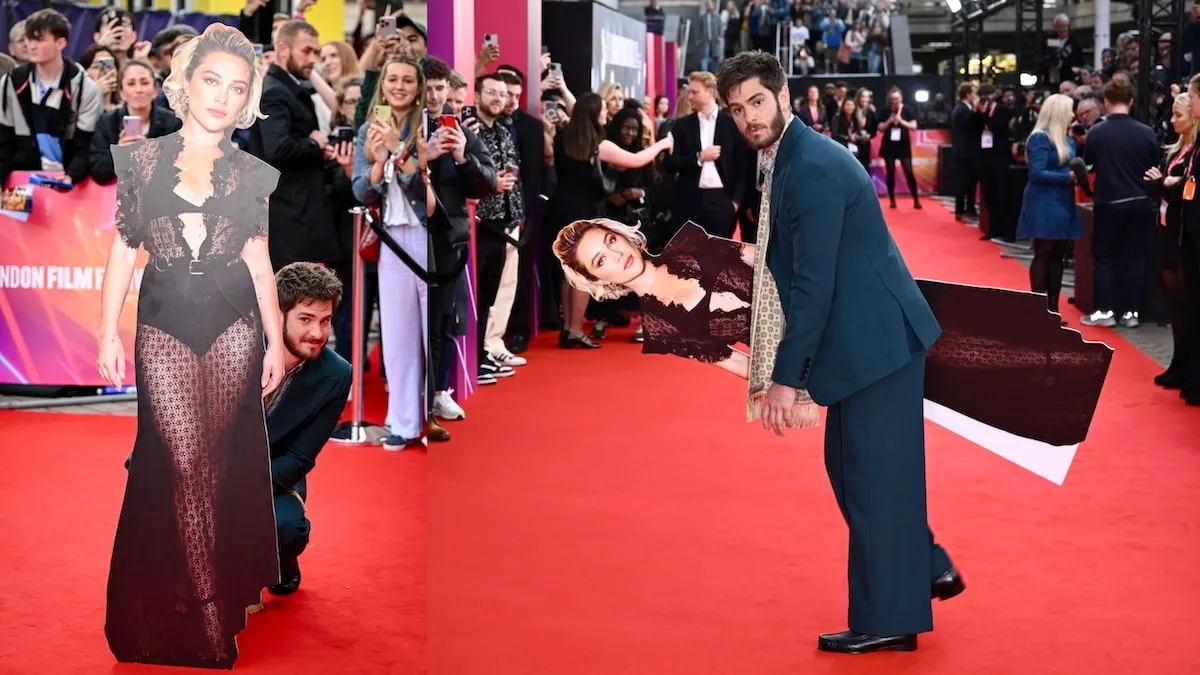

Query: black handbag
[593,150,618,195]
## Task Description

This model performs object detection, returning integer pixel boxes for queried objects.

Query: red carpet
[0,364,424,674]
[430,200,1200,674]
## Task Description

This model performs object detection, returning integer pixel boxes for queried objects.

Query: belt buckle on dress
[188,259,203,276]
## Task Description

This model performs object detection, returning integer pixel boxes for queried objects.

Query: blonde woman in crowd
[311,40,361,133]
[600,82,624,120]
[1016,93,1080,316]
[351,56,433,450]
[1144,93,1196,388]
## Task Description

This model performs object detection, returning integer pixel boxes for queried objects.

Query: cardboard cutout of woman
[97,24,283,669]
[554,219,1112,449]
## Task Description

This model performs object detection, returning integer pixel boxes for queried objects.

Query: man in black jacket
[979,87,1017,240]
[0,9,103,186]
[663,70,749,239]
[424,60,498,424]
[494,65,545,356]
[948,81,979,219]
[250,20,340,270]
[1081,78,1160,329]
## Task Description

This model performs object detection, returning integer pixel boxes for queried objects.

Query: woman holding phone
[88,58,182,184]
[81,44,122,112]
[351,55,435,450]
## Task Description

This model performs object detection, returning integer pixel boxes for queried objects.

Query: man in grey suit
[716,52,964,654]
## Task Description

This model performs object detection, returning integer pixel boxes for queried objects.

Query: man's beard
[746,100,787,150]
[287,55,311,80]
[284,328,324,362]
[482,101,503,118]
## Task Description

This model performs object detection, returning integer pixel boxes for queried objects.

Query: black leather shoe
[817,630,917,654]
[269,558,301,595]
[508,335,529,354]
[931,567,965,601]
[1154,368,1184,389]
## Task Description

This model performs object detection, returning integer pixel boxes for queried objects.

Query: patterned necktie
[745,123,819,429]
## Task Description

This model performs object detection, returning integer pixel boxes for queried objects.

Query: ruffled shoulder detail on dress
[111,137,164,182]
[666,221,710,250]
[232,147,281,199]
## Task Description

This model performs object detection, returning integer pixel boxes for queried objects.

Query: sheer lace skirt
[105,313,279,668]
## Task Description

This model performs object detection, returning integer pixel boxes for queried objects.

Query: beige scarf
[746,120,821,429]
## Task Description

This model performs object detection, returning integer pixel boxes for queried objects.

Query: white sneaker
[1119,311,1140,328]
[481,357,515,378]
[1080,310,1116,327]
[491,350,527,367]
[433,389,465,420]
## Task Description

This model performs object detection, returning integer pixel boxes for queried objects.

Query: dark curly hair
[715,50,787,107]
[276,262,344,314]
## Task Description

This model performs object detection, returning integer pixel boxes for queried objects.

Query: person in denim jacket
[351,55,432,450]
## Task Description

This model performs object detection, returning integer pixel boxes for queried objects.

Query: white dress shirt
[697,106,724,190]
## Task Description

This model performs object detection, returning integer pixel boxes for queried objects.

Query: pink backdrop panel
[645,33,660,99]
[426,0,476,91]
[474,0,542,114]
[664,42,678,112]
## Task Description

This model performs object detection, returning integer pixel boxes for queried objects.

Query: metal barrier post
[331,206,387,445]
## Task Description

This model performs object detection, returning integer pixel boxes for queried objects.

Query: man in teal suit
[717,52,964,654]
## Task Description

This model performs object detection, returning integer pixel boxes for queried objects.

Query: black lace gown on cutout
[640,223,753,363]
[104,133,282,669]
[639,224,1111,447]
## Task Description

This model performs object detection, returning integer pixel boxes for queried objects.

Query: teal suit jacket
[766,119,941,406]
[267,347,352,494]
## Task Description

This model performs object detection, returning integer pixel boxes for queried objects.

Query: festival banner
[866,128,948,197]
[0,174,144,387]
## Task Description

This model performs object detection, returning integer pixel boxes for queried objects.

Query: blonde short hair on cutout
[552,218,649,301]
[162,23,265,130]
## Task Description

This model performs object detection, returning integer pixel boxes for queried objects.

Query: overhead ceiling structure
[1134,0,1186,121]
[944,0,1023,87]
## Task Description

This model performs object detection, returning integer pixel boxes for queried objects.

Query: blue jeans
[867,50,882,74]
[700,40,722,72]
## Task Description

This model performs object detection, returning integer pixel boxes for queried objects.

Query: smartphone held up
[378,15,397,39]
[122,115,141,139]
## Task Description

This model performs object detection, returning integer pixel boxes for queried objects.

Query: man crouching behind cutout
[262,262,352,596]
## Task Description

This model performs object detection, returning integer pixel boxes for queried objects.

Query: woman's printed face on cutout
[186,51,251,132]
[576,227,646,285]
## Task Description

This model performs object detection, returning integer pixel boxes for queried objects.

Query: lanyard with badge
[1182,148,1197,203]
[889,104,903,142]
[980,103,995,149]
[1163,147,1191,222]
